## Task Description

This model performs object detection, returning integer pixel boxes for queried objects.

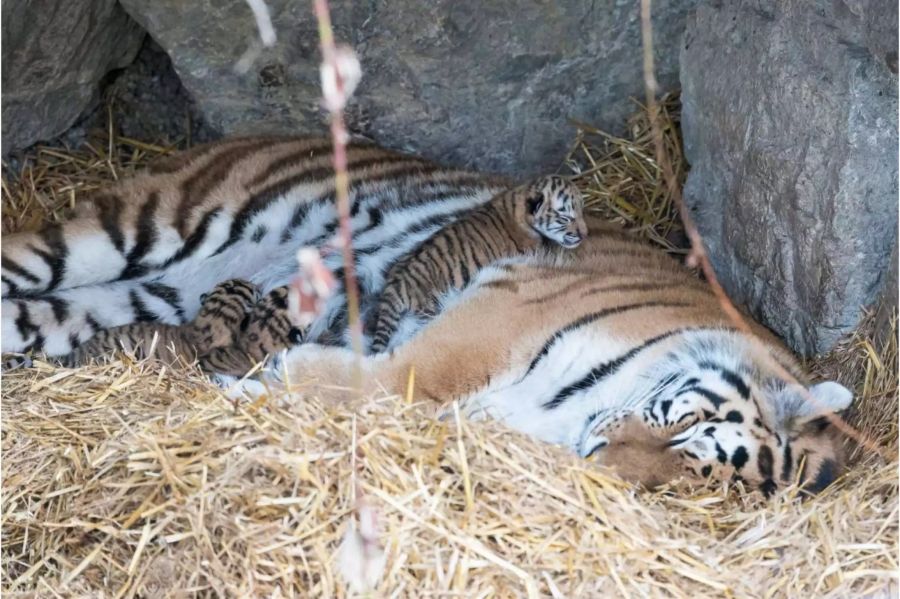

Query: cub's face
[527,175,587,248]
[194,279,261,348]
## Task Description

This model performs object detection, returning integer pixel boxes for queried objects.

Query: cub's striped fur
[234,217,853,496]
[200,285,305,376]
[1,136,509,357]
[368,175,586,352]
[62,279,259,366]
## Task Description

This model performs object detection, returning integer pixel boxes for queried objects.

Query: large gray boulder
[1,0,145,153]
[117,0,695,175]
[681,0,898,356]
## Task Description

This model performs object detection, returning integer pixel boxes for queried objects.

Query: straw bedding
[2,99,897,597]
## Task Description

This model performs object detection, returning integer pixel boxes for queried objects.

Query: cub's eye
[558,215,572,224]
[199,293,209,303]
[288,327,304,344]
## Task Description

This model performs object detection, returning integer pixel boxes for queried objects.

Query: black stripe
[33,225,68,292]
[697,361,752,399]
[246,139,336,187]
[121,191,161,280]
[161,208,223,267]
[217,159,439,256]
[129,290,158,322]
[1,256,41,284]
[1,275,21,296]
[781,442,793,483]
[142,282,185,322]
[691,387,729,410]
[176,139,282,236]
[95,193,126,253]
[280,203,312,242]
[251,225,268,243]
[757,445,774,480]
[524,301,689,378]
[542,329,683,410]
[85,312,102,333]
[14,300,39,339]
[731,446,749,470]
[806,458,838,494]
[44,296,69,323]
[69,332,82,349]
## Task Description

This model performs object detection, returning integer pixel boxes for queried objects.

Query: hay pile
[2,102,898,597]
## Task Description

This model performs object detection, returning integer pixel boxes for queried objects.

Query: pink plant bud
[287,248,337,327]
[337,494,385,593]
[320,45,362,113]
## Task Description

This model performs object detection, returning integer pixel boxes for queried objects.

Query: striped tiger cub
[367,175,586,353]
[1,136,510,357]
[62,279,259,366]
[199,285,305,376]
[238,216,854,496]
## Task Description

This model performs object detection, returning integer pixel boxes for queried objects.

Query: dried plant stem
[639,0,888,459]
[312,0,364,367]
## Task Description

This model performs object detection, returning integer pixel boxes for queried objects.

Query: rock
[117,0,696,175]
[680,0,898,356]
[97,37,217,146]
[1,0,145,153]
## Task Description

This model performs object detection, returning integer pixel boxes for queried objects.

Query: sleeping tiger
[62,279,304,373]
[1,136,853,494]
[62,278,259,366]
[368,175,586,352]
[227,216,853,496]
[1,136,510,356]
[199,285,306,375]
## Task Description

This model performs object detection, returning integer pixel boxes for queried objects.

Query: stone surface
[1,0,145,153]
[117,0,695,176]
[681,0,898,356]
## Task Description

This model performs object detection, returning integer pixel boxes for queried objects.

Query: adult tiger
[1,136,509,356]
[229,217,853,496]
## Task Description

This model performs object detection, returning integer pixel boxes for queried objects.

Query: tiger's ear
[791,381,853,434]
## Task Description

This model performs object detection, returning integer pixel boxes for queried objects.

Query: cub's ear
[527,194,545,215]
[792,381,853,434]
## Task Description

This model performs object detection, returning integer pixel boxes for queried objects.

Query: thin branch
[312,0,365,373]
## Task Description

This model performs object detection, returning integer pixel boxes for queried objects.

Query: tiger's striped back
[2,135,510,357]
[367,175,585,352]
[62,279,259,366]
[199,286,305,376]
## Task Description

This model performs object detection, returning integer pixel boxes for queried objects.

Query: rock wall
[681,0,898,356]
[1,0,145,153]
[116,0,695,176]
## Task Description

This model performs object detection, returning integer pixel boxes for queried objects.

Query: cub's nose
[563,232,582,247]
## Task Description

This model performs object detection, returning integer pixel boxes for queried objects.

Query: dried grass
[2,102,898,597]
[566,93,686,253]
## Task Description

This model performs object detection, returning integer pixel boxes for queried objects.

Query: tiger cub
[62,279,259,366]
[367,175,586,353]
[199,285,306,376]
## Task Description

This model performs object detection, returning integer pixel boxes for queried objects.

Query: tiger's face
[587,361,853,497]
[525,175,587,249]
[667,381,852,496]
